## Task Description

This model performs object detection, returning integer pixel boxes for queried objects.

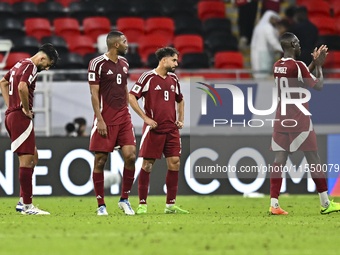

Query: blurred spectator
[283,5,296,26]
[74,117,88,137]
[65,122,77,137]
[251,10,282,79]
[261,0,281,15]
[292,6,318,65]
[236,0,259,50]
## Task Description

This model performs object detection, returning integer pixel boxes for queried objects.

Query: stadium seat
[173,35,204,60]
[324,51,340,78]
[83,17,111,43]
[41,36,69,56]
[1,0,21,4]
[138,35,168,63]
[0,18,25,41]
[197,1,226,21]
[180,53,210,69]
[55,0,80,8]
[25,18,52,42]
[83,52,102,67]
[333,1,340,18]
[214,51,249,78]
[132,0,162,19]
[54,18,81,38]
[146,53,158,68]
[23,0,47,4]
[125,52,143,68]
[317,35,340,51]
[203,18,232,37]
[0,2,14,20]
[302,0,330,17]
[162,0,196,19]
[65,34,96,56]
[145,17,175,45]
[116,17,145,44]
[55,52,86,80]
[174,17,203,35]
[4,52,31,70]
[68,1,96,23]
[205,32,240,55]
[13,2,40,23]
[309,16,337,35]
[38,1,65,22]
[98,1,130,25]
[12,36,39,56]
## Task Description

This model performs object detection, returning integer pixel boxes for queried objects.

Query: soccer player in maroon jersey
[0,44,59,215]
[88,31,136,215]
[129,47,189,214]
[269,32,340,215]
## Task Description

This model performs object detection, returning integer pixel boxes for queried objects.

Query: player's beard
[118,48,127,56]
[166,65,176,73]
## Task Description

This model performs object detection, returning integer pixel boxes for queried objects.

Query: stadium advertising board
[0,135,333,197]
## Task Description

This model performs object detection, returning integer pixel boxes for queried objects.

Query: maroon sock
[19,167,33,204]
[166,170,179,204]
[270,163,283,199]
[138,168,150,204]
[93,172,105,206]
[121,168,135,200]
[20,186,23,198]
[309,164,328,193]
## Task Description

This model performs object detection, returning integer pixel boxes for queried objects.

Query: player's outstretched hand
[145,117,158,130]
[22,108,33,119]
[312,45,328,67]
[175,120,183,129]
[97,119,107,137]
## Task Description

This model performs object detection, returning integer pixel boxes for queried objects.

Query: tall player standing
[0,44,59,215]
[88,31,136,216]
[129,47,189,214]
[269,32,340,215]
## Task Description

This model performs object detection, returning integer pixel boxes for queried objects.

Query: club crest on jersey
[123,67,128,74]
[170,85,175,92]
[88,72,95,81]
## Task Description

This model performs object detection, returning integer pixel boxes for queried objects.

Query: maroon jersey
[273,57,318,132]
[4,58,37,115]
[130,69,183,133]
[88,54,130,125]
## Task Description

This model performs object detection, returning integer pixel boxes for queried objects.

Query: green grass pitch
[0,195,339,255]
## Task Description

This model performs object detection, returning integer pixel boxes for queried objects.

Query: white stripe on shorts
[139,125,150,150]
[11,120,33,152]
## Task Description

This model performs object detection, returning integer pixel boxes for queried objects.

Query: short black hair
[74,117,86,126]
[106,31,124,48]
[39,43,59,68]
[280,32,296,50]
[155,47,179,61]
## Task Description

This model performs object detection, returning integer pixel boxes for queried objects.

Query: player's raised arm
[309,45,328,73]
[312,46,328,91]
[0,77,9,107]
[90,84,107,137]
[128,93,158,129]
[175,99,184,129]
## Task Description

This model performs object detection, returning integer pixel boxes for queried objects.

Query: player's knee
[143,162,153,172]
[125,153,136,165]
[169,159,180,170]
[95,155,108,169]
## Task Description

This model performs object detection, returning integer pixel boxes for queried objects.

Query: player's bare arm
[175,99,184,129]
[312,45,328,91]
[90,84,107,137]
[0,77,9,107]
[126,86,129,106]
[18,81,33,119]
[128,93,158,129]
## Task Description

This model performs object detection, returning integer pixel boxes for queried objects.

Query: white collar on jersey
[280,57,294,61]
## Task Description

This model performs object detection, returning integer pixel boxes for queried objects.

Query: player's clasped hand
[144,117,158,130]
[175,120,183,129]
[311,45,328,66]
[97,119,107,137]
[22,108,33,119]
